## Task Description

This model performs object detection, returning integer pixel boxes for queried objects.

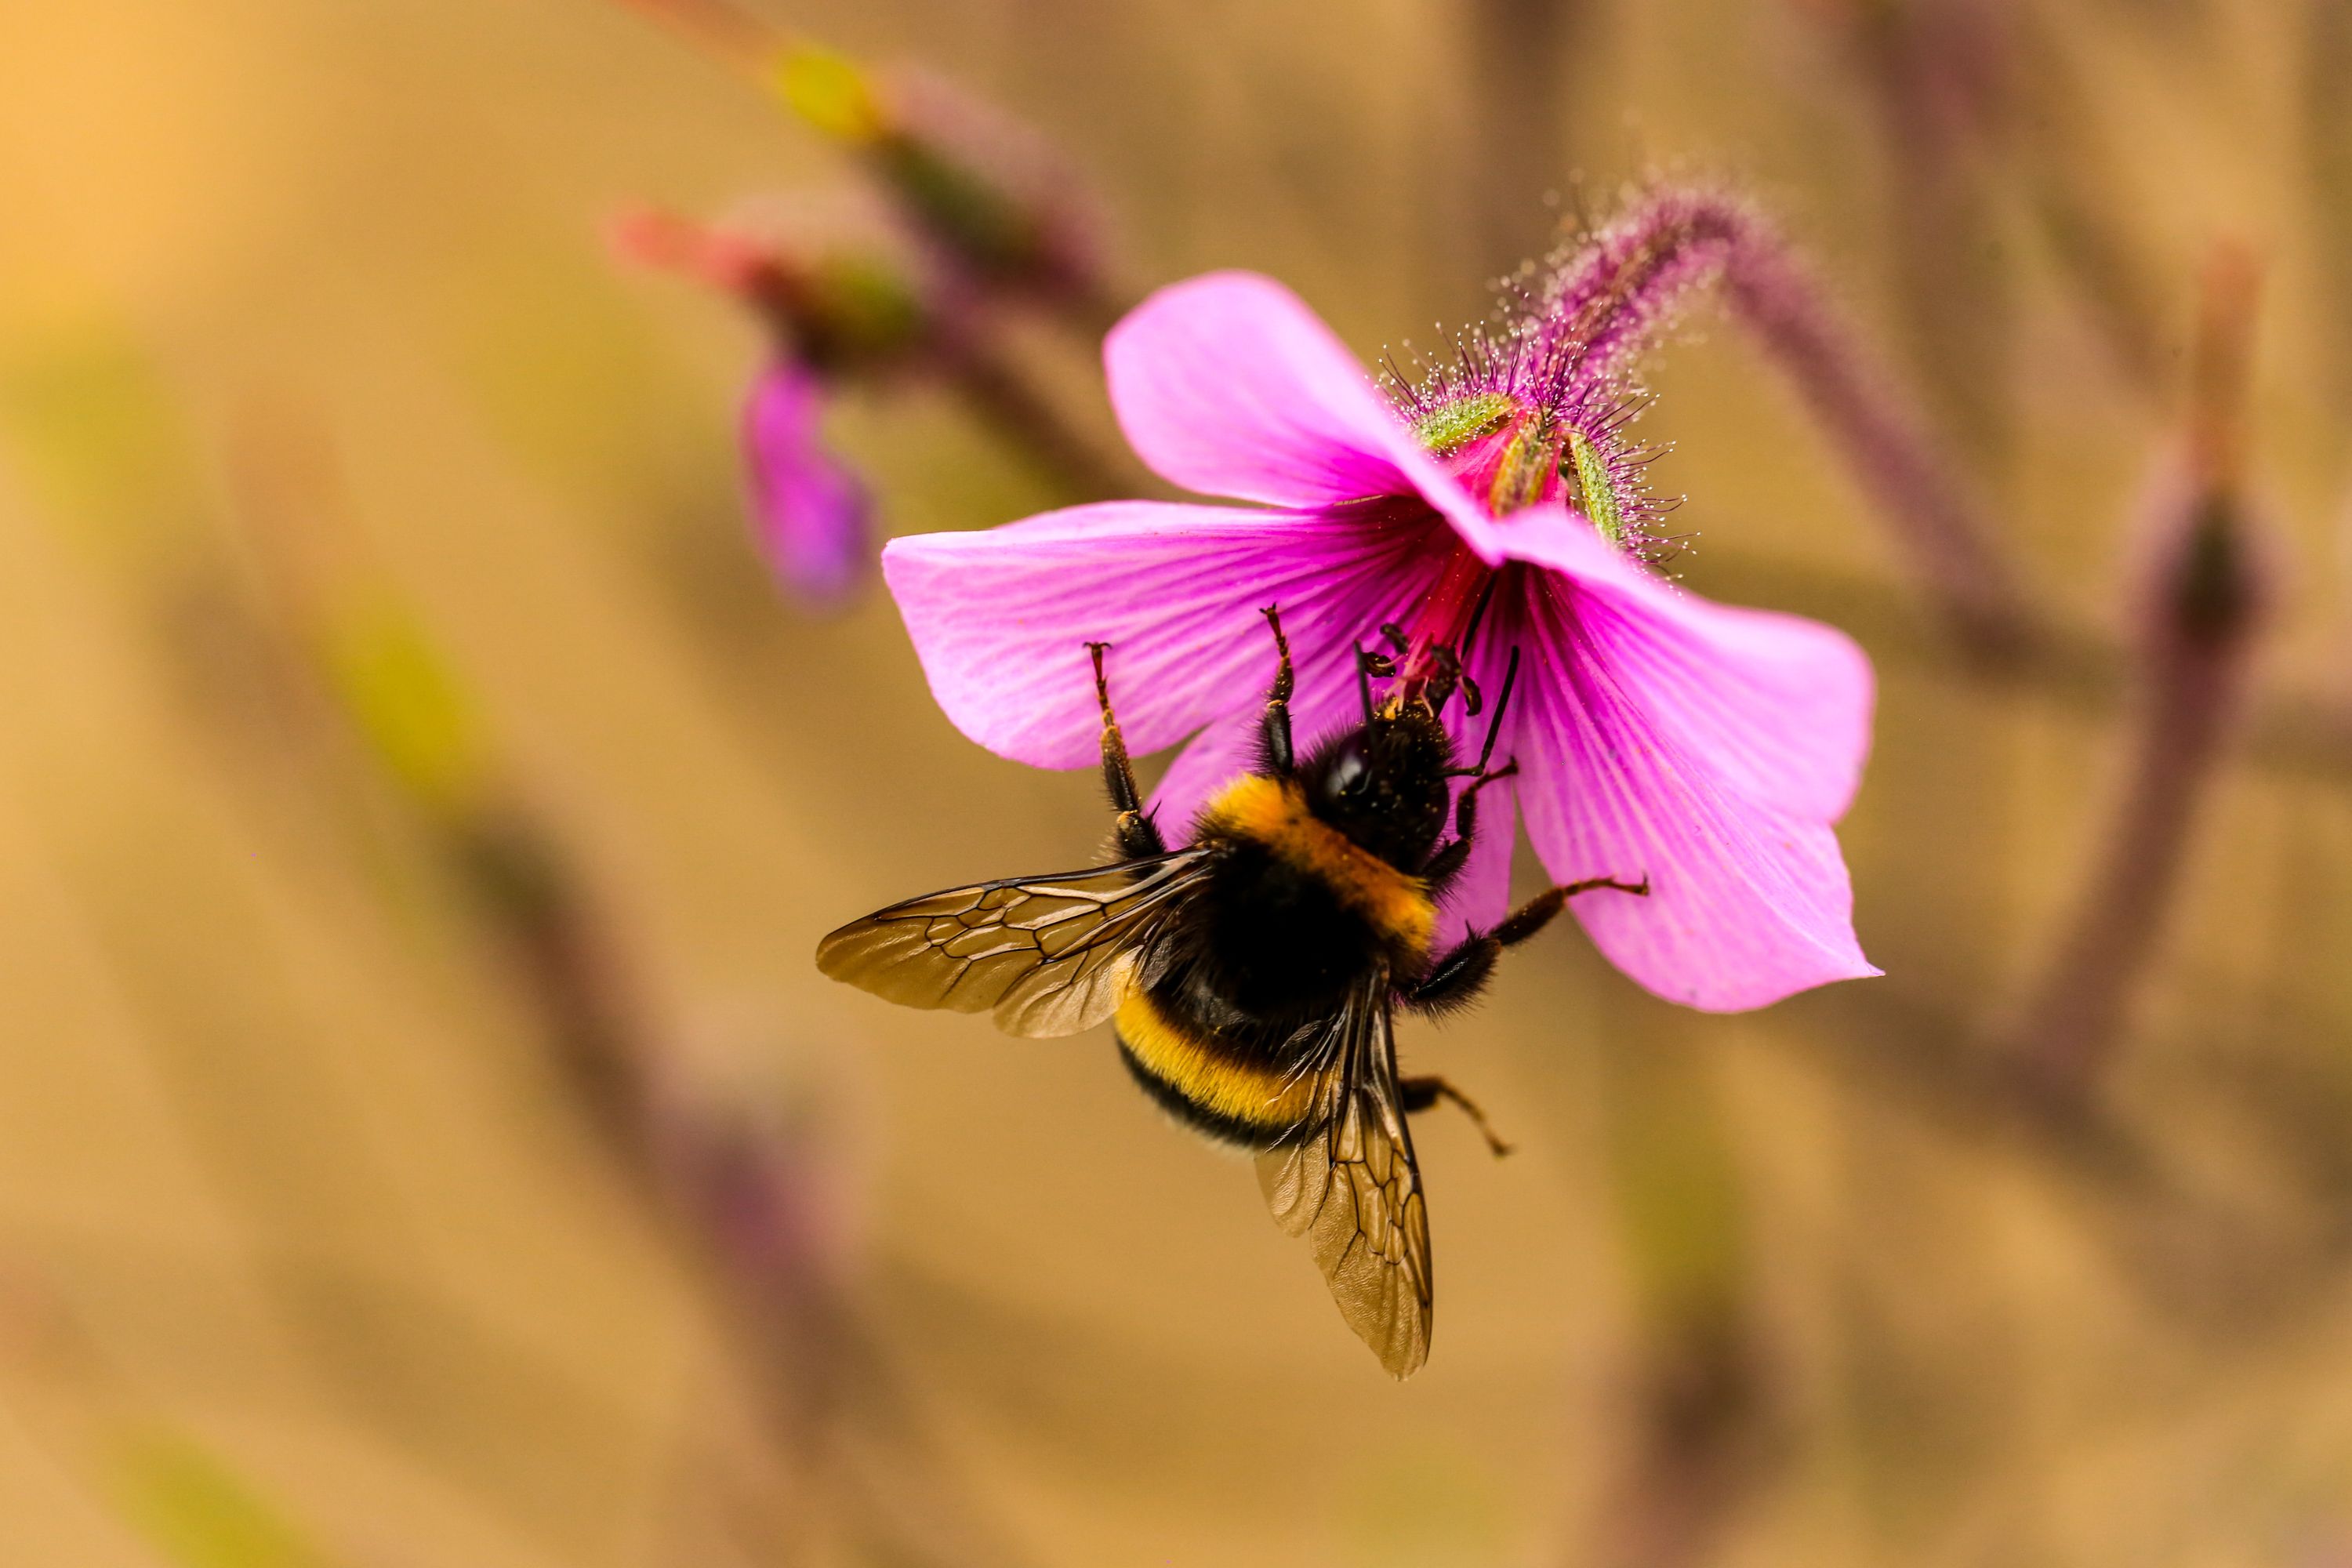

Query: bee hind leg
[1401,871,1648,1011]
[1400,1076,1513,1157]
[1087,641,1167,860]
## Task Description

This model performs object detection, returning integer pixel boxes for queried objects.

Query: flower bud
[857,68,1109,315]
[1487,413,1563,517]
[609,205,932,375]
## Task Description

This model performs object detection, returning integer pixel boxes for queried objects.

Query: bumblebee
[817,608,1645,1377]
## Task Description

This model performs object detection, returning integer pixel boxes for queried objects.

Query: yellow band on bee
[1203,775,1436,955]
[1115,989,1324,1133]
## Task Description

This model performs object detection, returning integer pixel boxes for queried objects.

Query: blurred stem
[611,0,1126,331]
[2003,6,2172,401]
[938,334,1134,500]
[1806,0,2171,405]
[227,423,1020,1568]
[1592,1023,1766,1568]
[1711,205,2027,652]
[1697,545,2352,786]
[1853,0,2014,463]
[1464,0,1591,275]
[2005,248,2270,1109]
[462,811,1025,1568]
[1546,188,2027,648]
[2307,0,2352,423]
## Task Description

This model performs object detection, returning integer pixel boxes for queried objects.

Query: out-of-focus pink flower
[615,205,924,604]
[745,361,871,602]
[882,267,1878,1011]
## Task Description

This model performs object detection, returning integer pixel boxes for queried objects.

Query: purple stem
[1544,189,2029,651]
[2007,251,2270,1108]
[459,811,1024,1566]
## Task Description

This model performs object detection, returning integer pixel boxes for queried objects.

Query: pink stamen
[1397,545,1495,699]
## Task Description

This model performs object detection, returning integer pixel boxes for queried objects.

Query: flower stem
[938,333,1135,501]
[2005,247,2270,1110]
[226,423,1018,1566]
[2305,0,2352,418]
[1552,190,2029,653]
[2005,9,2173,403]
[1857,0,2015,462]
[1715,215,2028,653]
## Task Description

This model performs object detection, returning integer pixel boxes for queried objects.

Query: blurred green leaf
[0,317,198,566]
[111,1426,332,1568]
[320,593,494,817]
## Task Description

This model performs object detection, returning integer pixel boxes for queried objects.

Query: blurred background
[1,0,2349,1563]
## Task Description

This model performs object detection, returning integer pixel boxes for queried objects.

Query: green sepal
[1411,391,1515,455]
[1566,426,1624,546]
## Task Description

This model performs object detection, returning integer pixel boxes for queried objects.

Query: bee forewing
[815,851,1213,1039]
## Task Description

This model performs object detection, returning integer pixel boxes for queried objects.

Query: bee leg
[1399,1076,1513,1157]
[1402,871,1648,1013]
[1421,760,1519,896]
[1492,873,1650,946]
[1087,641,1167,860]
[1398,938,1498,1016]
[1258,604,1295,774]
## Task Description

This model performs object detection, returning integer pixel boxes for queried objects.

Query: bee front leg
[1258,604,1295,775]
[1399,1076,1512,1157]
[1421,760,1519,896]
[1087,641,1167,860]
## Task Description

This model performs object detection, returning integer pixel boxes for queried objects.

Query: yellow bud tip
[772,43,889,144]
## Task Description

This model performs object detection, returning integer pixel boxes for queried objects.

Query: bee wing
[815,850,1213,1039]
[1255,974,1433,1379]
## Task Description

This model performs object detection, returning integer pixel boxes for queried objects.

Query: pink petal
[880,501,1441,771]
[1103,272,1516,565]
[1481,505,1874,821]
[744,363,870,602]
[1510,574,1877,1011]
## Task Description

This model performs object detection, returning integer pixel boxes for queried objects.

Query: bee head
[1302,705,1455,870]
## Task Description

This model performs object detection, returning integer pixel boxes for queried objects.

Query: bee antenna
[1474,647,1521,775]
[1457,574,1501,667]
[1356,645,1375,724]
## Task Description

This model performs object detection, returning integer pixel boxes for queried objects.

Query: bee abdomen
[1113,986,1321,1149]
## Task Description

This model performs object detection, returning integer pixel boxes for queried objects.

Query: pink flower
[744,360,871,603]
[612,205,916,605]
[881,269,1878,1011]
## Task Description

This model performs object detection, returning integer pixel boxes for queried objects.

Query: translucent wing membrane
[1256,971,1434,1378]
[815,851,1213,1038]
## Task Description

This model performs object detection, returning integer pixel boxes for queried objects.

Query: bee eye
[1326,746,1369,800]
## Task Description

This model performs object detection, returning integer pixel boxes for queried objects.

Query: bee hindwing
[1256,968,1433,1378]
